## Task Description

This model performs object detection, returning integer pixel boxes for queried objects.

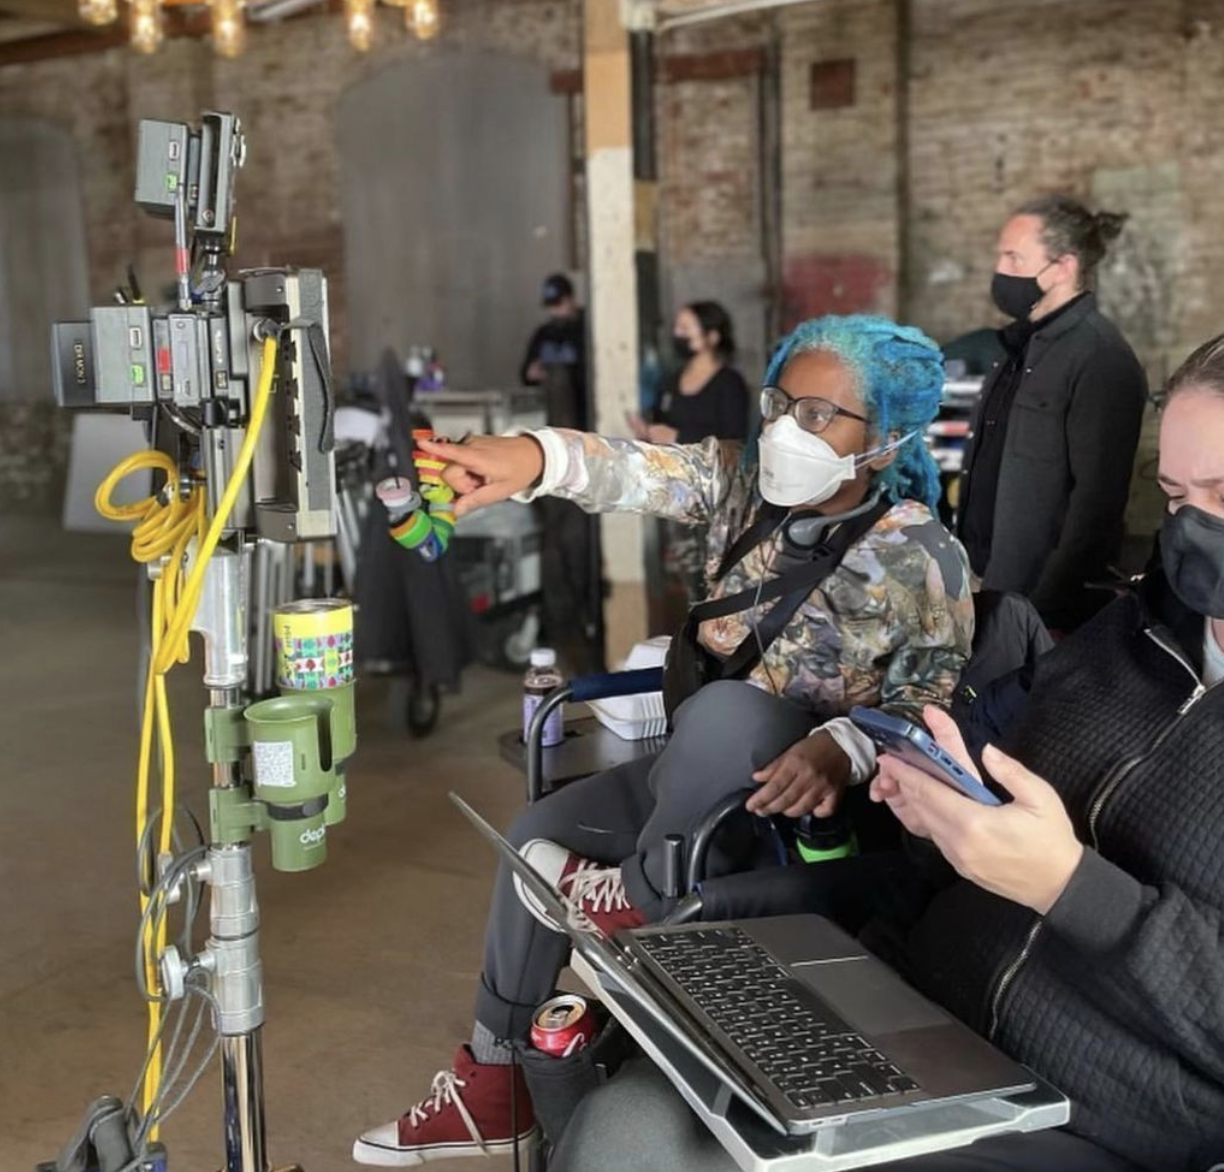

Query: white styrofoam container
[585,636,670,741]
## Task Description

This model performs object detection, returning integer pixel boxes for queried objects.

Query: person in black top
[629,301,750,613]
[628,300,750,445]
[520,272,588,429]
[957,195,1148,633]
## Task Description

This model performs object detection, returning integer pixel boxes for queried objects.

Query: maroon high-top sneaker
[353,1045,536,1166]
[514,839,647,936]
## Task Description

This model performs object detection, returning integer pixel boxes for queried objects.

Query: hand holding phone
[849,706,1003,806]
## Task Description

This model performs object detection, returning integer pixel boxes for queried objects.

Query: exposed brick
[783,252,894,327]
[7,0,1224,526]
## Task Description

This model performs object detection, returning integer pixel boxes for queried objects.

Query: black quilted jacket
[898,579,1224,1172]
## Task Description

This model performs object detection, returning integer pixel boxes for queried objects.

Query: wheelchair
[502,590,1053,1162]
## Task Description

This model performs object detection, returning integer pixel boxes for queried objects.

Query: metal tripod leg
[196,547,283,1172]
[221,1032,268,1172]
[334,485,360,592]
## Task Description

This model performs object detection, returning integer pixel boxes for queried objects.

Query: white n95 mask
[757,415,915,509]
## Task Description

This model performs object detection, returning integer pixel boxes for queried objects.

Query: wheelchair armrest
[568,667,665,704]
[526,685,574,803]
[684,787,760,894]
[690,865,838,921]
[526,668,666,803]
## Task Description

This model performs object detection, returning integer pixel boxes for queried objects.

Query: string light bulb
[345,0,374,51]
[130,0,164,54]
[405,0,439,40]
[78,0,118,25]
[210,0,246,58]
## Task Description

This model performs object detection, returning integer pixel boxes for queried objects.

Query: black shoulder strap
[711,501,788,583]
[692,495,892,682]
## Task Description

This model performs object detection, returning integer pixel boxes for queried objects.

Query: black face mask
[671,335,697,363]
[1160,505,1224,619]
[990,271,1045,320]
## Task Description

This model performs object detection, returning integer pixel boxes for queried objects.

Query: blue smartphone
[849,706,1003,806]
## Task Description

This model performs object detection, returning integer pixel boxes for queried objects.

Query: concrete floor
[1,516,532,1171]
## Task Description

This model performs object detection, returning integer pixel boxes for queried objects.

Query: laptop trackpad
[792,957,947,1035]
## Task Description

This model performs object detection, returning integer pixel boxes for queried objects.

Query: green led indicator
[165,173,176,192]
[130,364,146,385]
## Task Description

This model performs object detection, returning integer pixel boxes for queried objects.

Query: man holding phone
[872,707,1082,914]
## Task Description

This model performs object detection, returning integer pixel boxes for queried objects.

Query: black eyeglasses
[760,385,869,435]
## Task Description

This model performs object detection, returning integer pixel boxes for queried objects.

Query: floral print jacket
[526,429,975,724]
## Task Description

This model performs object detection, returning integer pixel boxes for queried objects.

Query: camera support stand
[49,111,353,1172]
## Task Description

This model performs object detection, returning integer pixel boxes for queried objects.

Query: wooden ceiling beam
[0,0,79,23]
[0,6,217,67]
[0,0,343,65]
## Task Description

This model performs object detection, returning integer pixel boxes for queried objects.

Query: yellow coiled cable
[95,333,279,1133]
[154,336,277,677]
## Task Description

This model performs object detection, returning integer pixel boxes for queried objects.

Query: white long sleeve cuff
[818,716,878,786]
[507,427,587,501]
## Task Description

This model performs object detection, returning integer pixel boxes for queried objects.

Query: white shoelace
[565,865,630,915]
[406,1068,486,1151]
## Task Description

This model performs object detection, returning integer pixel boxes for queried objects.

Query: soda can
[530,994,595,1057]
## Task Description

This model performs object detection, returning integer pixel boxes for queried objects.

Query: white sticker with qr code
[253,740,296,788]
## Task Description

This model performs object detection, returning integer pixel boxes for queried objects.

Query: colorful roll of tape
[274,599,355,691]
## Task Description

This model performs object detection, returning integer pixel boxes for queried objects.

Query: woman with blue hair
[355,315,975,1167]
[758,313,945,512]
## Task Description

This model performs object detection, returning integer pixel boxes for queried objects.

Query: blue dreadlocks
[755,314,945,512]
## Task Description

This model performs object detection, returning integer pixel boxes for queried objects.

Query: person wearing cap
[519,273,598,670]
[520,272,588,430]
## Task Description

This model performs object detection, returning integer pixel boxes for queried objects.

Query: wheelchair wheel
[407,681,441,738]
[502,607,540,668]
[477,608,539,672]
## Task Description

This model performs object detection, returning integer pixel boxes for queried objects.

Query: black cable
[123,991,179,1119]
[138,982,216,1143]
[307,321,335,454]
[133,846,207,1003]
[132,984,198,1148]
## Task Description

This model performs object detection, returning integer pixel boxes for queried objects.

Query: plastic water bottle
[523,648,564,748]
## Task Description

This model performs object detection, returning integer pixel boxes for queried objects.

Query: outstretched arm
[422,431,739,525]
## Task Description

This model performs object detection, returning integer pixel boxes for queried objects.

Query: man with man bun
[957,195,1148,632]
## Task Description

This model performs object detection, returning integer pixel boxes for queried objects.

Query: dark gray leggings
[473,681,816,1040]
[549,1060,1143,1172]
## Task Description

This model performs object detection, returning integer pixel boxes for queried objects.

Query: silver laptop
[451,793,1067,1152]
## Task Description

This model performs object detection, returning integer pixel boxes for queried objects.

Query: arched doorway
[336,53,571,389]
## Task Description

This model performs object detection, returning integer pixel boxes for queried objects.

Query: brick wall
[653,0,1224,375]
[778,0,901,326]
[656,16,766,271]
[654,15,770,378]
[0,403,74,515]
[904,0,1224,376]
[0,0,580,514]
[6,0,1224,516]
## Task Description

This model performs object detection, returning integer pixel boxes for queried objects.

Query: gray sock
[471,1021,515,1066]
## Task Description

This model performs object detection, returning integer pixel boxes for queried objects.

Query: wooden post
[584,0,648,661]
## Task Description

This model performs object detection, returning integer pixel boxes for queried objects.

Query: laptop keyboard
[635,926,921,1110]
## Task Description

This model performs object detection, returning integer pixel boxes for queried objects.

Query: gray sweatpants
[473,681,816,1040]
[550,1060,1142,1172]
